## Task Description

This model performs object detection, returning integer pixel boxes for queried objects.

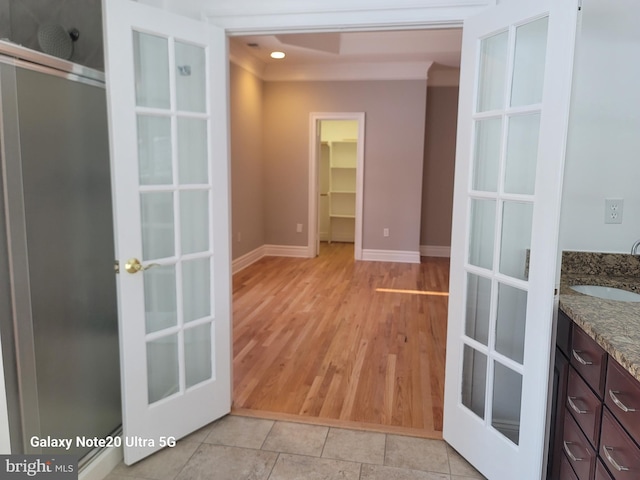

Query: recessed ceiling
[232,28,463,68]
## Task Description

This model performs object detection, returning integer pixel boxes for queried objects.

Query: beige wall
[230,63,265,258]
[263,80,427,252]
[421,86,459,247]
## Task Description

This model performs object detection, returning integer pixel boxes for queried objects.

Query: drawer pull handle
[572,349,593,366]
[567,396,587,415]
[609,390,637,413]
[603,445,630,472]
[563,441,583,462]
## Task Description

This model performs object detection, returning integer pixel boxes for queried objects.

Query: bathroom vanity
[548,252,640,479]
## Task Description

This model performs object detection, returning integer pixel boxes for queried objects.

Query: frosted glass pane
[147,334,179,404]
[495,283,528,364]
[185,323,212,388]
[469,199,496,270]
[462,345,487,419]
[180,190,209,255]
[182,258,211,323]
[465,274,492,346]
[499,201,533,281]
[492,362,522,445]
[137,115,172,185]
[472,118,502,192]
[504,114,540,195]
[141,192,175,260]
[178,118,208,184]
[144,265,177,334]
[175,41,206,113]
[477,31,509,112]
[133,31,170,109]
[511,17,549,107]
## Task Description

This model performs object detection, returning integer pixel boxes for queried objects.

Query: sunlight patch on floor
[375,288,449,296]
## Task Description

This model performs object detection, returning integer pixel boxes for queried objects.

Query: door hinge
[114,260,120,274]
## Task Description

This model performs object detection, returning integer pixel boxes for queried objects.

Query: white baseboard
[420,245,451,257]
[264,244,310,258]
[79,441,123,480]
[327,235,355,243]
[361,249,421,264]
[232,245,267,274]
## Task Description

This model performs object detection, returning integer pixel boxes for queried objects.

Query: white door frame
[308,112,365,260]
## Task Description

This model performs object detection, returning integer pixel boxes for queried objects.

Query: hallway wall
[263,80,427,253]
[421,85,459,250]
[230,63,266,258]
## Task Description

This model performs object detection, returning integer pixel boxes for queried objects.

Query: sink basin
[570,285,640,302]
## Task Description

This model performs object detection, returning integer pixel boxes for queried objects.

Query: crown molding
[205,0,495,33]
[229,44,433,82]
[263,61,433,82]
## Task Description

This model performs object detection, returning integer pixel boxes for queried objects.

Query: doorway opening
[309,113,365,259]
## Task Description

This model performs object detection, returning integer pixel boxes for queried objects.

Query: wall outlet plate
[605,198,623,224]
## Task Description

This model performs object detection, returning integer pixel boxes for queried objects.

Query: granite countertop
[558,251,640,382]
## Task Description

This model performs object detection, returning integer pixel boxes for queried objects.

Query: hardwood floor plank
[232,242,449,438]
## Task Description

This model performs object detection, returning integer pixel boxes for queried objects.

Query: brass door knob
[124,258,158,274]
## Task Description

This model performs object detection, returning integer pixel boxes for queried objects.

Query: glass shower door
[0,60,121,459]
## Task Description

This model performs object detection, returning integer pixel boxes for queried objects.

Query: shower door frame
[0,43,120,465]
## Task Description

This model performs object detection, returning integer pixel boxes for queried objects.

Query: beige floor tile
[385,435,449,475]
[111,439,200,480]
[103,475,151,480]
[175,443,277,480]
[180,423,215,443]
[361,464,451,480]
[203,415,274,449]
[268,453,361,480]
[321,428,386,465]
[261,421,329,457]
[446,445,486,479]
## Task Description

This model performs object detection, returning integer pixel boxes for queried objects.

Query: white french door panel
[443,0,579,479]
[103,0,231,465]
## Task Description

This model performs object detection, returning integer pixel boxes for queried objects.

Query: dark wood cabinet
[549,310,572,479]
[570,325,607,398]
[548,310,640,480]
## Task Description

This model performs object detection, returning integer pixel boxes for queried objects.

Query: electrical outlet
[296,223,303,233]
[237,232,242,243]
[383,228,389,237]
[605,198,623,224]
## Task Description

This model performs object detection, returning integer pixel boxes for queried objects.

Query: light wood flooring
[232,242,449,439]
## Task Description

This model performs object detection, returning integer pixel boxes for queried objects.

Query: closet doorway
[309,113,365,259]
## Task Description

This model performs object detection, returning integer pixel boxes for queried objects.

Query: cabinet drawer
[605,358,640,441]
[561,452,580,480]
[571,325,607,398]
[567,366,603,448]
[563,410,597,480]
[596,460,614,480]
[600,408,640,479]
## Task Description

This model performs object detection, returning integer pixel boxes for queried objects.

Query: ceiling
[231,28,463,69]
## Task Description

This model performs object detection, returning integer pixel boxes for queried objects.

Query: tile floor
[105,415,487,480]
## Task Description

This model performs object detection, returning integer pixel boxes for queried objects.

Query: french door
[443,1,579,478]
[103,0,231,464]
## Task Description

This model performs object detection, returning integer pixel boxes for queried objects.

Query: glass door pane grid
[184,320,215,392]
[137,33,214,403]
[474,25,516,116]
[462,23,531,431]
